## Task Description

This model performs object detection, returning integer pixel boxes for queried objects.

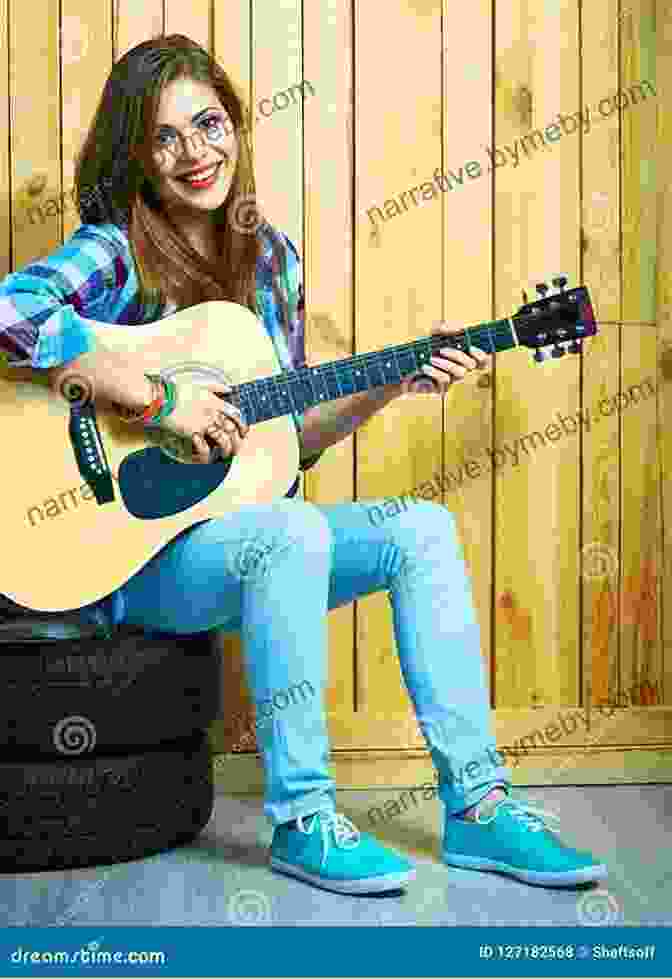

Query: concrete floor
[1,785,670,927]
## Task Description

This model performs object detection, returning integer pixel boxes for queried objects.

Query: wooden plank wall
[0,0,669,784]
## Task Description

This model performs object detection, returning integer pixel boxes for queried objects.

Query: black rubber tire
[0,628,221,757]
[0,731,214,872]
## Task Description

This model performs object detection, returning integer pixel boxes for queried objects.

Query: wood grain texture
[61,0,113,243]
[659,0,672,707]
[354,0,443,729]
[303,0,355,719]
[493,0,581,709]
[252,0,302,245]
[621,0,660,706]
[10,0,60,269]
[114,0,163,61]
[164,0,210,52]
[441,0,493,698]
[581,0,621,712]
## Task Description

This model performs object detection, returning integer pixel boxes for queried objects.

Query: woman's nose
[181,130,209,159]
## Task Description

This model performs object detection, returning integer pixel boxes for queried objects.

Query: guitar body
[0,278,597,613]
[0,301,299,612]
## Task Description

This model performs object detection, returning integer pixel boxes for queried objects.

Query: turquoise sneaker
[270,808,416,894]
[442,792,608,887]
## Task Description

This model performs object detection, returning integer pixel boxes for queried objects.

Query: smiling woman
[0,32,609,901]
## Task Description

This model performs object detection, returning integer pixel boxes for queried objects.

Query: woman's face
[148,76,239,218]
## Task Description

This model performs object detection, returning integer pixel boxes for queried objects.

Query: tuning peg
[533,348,549,363]
[551,343,566,358]
[568,339,583,353]
[552,274,568,290]
[536,282,549,297]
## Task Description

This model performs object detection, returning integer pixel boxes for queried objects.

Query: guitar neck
[232,316,517,424]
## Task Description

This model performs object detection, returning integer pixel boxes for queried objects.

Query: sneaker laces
[295,809,361,869]
[475,797,561,834]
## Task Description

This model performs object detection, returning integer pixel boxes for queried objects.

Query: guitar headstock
[512,275,597,363]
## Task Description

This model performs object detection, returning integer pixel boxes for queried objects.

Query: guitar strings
[231,321,514,417]
[230,317,659,419]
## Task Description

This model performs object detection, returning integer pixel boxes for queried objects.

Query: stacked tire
[0,599,220,872]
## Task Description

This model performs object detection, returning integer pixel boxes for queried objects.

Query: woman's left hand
[399,320,492,395]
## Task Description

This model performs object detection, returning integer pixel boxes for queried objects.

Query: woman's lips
[175,161,223,188]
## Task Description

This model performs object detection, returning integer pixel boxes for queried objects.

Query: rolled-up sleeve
[0,229,120,369]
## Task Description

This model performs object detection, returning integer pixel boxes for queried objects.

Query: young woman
[0,35,607,895]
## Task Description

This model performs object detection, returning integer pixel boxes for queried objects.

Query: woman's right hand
[157,381,249,464]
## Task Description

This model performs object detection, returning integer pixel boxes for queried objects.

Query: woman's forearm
[298,381,402,457]
[45,333,154,411]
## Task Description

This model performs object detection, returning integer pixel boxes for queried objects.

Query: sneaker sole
[442,851,608,887]
[269,857,416,894]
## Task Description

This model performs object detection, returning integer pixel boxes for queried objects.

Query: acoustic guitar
[0,276,595,612]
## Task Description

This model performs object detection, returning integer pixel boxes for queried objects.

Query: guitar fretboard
[231,317,516,425]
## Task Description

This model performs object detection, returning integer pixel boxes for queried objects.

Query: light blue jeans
[120,499,511,826]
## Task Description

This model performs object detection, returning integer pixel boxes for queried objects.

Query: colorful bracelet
[144,378,177,426]
[115,374,164,424]
[140,375,165,423]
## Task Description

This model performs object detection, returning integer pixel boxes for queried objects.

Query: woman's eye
[202,116,228,140]
[156,131,176,147]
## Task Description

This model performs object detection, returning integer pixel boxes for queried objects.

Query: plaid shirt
[0,219,323,637]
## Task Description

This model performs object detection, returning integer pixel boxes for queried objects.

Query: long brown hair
[74,34,262,316]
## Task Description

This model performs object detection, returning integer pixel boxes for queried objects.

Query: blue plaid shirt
[0,219,323,636]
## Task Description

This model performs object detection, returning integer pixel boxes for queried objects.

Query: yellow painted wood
[61,0,113,243]
[164,0,210,52]
[212,0,249,103]
[114,0,163,61]
[621,0,661,707]
[580,1,621,711]
[354,0,443,733]
[659,1,672,707]
[303,0,355,718]
[253,0,302,246]
[440,0,493,697]
[492,1,581,709]
[10,0,60,269]
[212,743,672,793]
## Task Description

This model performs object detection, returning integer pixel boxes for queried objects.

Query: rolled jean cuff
[265,787,336,828]
[439,769,512,817]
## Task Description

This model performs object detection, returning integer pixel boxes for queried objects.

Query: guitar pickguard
[117,447,232,519]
